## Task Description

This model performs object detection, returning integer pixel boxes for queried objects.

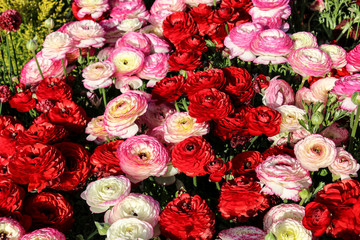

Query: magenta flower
[331,74,360,111]
[110,1,150,24]
[346,43,360,73]
[137,53,170,86]
[143,33,171,54]
[115,32,151,55]
[263,76,295,109]
[252,0,289,9]
[150,0,186,15]
[218,226,266,240]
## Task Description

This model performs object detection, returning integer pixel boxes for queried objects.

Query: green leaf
[94,222,110,236]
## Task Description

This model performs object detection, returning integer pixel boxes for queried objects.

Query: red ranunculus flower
[184,69,226,96]
[205,158,232,182]
[0,179,25,215]
[51,142,91,191]
[222,67,254,104]
[8,90,36,112]
[163,12,198,47]
[211,7,239,24]
[47,100,88,134]
[91,140,124,178]
[159,193,215,240]
[0,122,24,158]
[168,51,203,71]
[218,176,271,221]
[36,77,73,102]
[152,75,185,102]
[0,155,11,178]
[188,88,234,123]
[231,151,264,178]
[8,143,65,192]
[303,202,331,237]
[177,35,208,55]
[245,106,281,137]
[189,4,217,36]
[23,192,74,233]
[262,145,295,159]
[172,136,215,177]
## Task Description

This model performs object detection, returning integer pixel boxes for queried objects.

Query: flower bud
[299,188,310,200]
[351,91,360,105]
[265,232,276,240]
[44,18,55,30]
[26,39,38,52]
[311,112,324,125]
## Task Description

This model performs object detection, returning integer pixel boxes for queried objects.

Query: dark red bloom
[303,202,331,237]
[211,7,240,24]
[152,75,185,102]
[0,85,11,102]
[0,179,25,215]
[205,158,232,182]
[189,4,217,36]
[177,35,207,55]
[36,77,73,102]
[8,90,36,112]
[0,9,22,32]
[262,145,295,159]
[245,106,282,137]
[184,69,226,96]
[231,151,265,178]
[159,193,215,240]
[222,67,254,104]
[168,51,202,71]
[0,122,25,158]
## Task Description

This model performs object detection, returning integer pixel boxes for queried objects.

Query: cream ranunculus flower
[269,218,312,240]
[106,218,153,240]
[290,31,318,50]
[82,61,116,90]
[310,77,337,103]
[276,105,306,133]
[328,147,360,179]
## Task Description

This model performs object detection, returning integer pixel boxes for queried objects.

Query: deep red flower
[176,35,208,55]
[184,69,226,96]
[159,193,215,240]
[36,77,73,102]
[0,85,11,102]
[189,4,217,36]
[8,90,36,112]
[222,67,254,104]
[205,158,232,182]
[168,51,202,71]
[211,7,239,24]
[262,145,295,159]
[0,178,25,215]
[0,9,22,32]
[245,106,281,137]
[152,75,185,102]
[0,122,25,158]
[231,151,265,178]
[303,202,332,237]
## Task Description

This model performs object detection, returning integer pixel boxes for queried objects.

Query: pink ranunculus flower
[66,20,106,48]
[139,100,176,130]
[310,77,337,103]
[250,29,294,64]
[110,1,150,24]
[99,19,123,45]
[117,135,171,183]
[74,0,110,19]
[295,87,323,109]
[224,22,263,61]
[143,33,171,54]
[263,203,305,232]
[97,47,115,61]
[263,76,295,109]
[137,53,169,86]
[109,47,145,76]
[163,112,210,144]
[320,122,349,147]
[20,228,66,240]
[319,44,347,69]
[290,128,311,146]
[249,6,291,30]
[150,0,186,15]
[147,10,173,36]
[114,75,143,93]
[346,43,360,73]
[86,115,115,144]
[218,226,266,240]
[331,74,360,111]
[185,0,220,7]
[276,105,306,133]
[288,47,332,77]
[252,0,289,9]
[294,134,337,171]
[255,154,312,201]
[81,175,131,213]
[42,32,76,60]
[104,193,160,227]
[290,31,318,50]
[0,217,25,240]
[328,147,360,179]
[82,61,115,90]
[115,32,151,55]
[20,51,66,86]
[103,91,148,138]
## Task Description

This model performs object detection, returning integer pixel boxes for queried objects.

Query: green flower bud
[299,188,310,200]
[26,39,38,52]
[44,18,55,30]
[351,91,360,106]
[311,111,324,125]
[265,232,276,240]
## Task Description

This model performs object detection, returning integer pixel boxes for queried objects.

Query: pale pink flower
[74,0,110,19]
[252,0,289,9]
[20,228,66,240]
[117,18,143,32]
[294,134,337,171]
[319,44,347,69]
[150,0,186,15]
[86,115,115,144]
[103,91,148,138]
[81,175,131,213]
[263,76,295,109]
[295,87,323,109]
[82,61,115,90]
[269,218,312,240]
[290,128,311,146]
[115,32,151,55]
[288,47,331,77]
[97,47,114,61]
[109,0,144,8]
[331,74,360,111]
[0,217,25,240]
[139,100,176,130]
[263,203,305,232]
[249,6,291,30]
[104,193,160,226]
[255,154,312,201]
[310,77,337,103]
[163,112,210,144]
[99,19,123,45]
[42,32,76,60]
[109,47,145,76]
[114,75,143,93]
[224,22,263,61]
[346,43,360,73]
[320,122,349,147]
[328,148,360,179]
[110,1,150,24]
[106,218,153,240]
[66,20,106,48]
[250,29,294,64]
[218,226,266,240]
[143,33,171,54]
[137,53,169,86]
[290,32,318,50]
[147,10,173,35]
[276,105,306,133]
[20,51,66,86]
[116,135,171,183]
[185,0,220,7]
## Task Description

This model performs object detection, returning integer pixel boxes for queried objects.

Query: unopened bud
[351,91,360,106]
[44,18,55,30]
[299,188,310,200]
[26,39,38,52]
[265,232,276,240]
[311,111,324,125]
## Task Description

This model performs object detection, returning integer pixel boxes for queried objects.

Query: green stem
[8,32,18,76]
[99,88,107,108]
[182,98,188,112]
[175,101,180,112]
[298,76,308,90]
[33,51,44,79]
[61,59,67,79]
[0,102,2,115]
[246,135,259,151]
[86,230,98,240]
[193,176,197,187]
[215,182,221,191]
[87,47,90,63]
[213,0,217,7]
[349,104,360,152]
[5,32,13,79]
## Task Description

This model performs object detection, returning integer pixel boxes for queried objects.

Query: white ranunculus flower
[106,218,153,240]
[276,105,306,133]
[269,218,312,240]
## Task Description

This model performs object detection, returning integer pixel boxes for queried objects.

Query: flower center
[0,232,7,240]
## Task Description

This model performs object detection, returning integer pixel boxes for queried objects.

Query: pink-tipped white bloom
[295,87,323,109]
[97,47,114,61]
[163,112,210,144]
[115,32,151,55]
[110,1,150,23]
[255,154,312,201]
[139,100,176,130]
[224,22,263,61]
[184,0,220,7]
[263,76,295,109]
[249,6,291,30]
[269,218,312,240]
[86,115,114,144]
[328,148,360,179]
[74,0,110,19]
[20,228,66,240]
[276,105,306,133]
[66,20,106,48]
[147,10,173,35]
[116,135,171,183]
[82,61,115,90]
[346,43,360,73]
[218,226,266,240]
[118,18,144,33]
[288,47,332,77]
[320,44,347,69]
[42,32,76,60]
[114,75,143,93]
[104,193,160,226]
[137,53,169,86]
[103,91,148,138]
[250,29,294,64]
[0,217,25,240]
[20,51,66,86]
[99,19,123,45]
[310,77,337,103]
[290,32,318,50]
[150,0,186,15]
[109,47,145,76]
[263,203,305,232]
[252,0,289,9]
[320,122,349,147]
[143,33,171,54]
[331,74,360,111]
[106,218,153,240]
[80,175,131,213]
[294,134,337,171]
